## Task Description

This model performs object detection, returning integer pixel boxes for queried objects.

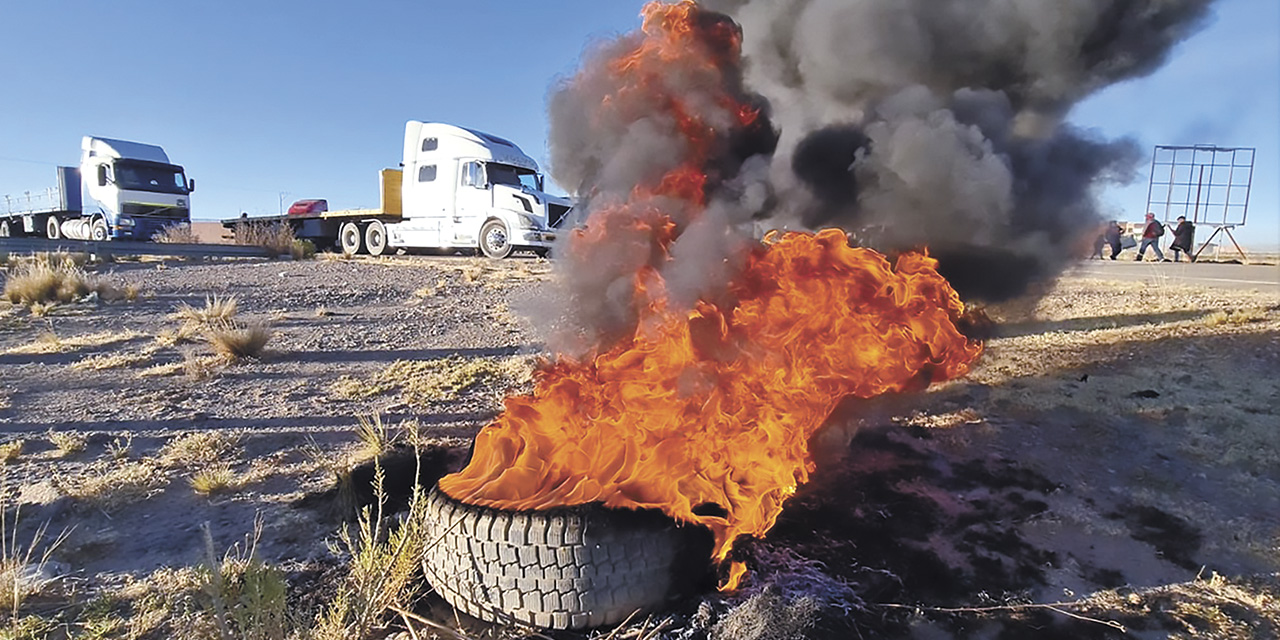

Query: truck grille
[121,203,190,219]
[549,203,571,228]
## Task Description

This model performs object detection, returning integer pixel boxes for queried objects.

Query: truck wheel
[339,222,364,255]
[479,220,513,259]
[364,220,388,257]
[90,218,109,242]
[45,216,62,240]
[421,486,713,630]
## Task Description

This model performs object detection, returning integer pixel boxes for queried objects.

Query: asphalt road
[1068,258,1280,293]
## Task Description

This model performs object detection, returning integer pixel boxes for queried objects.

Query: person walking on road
[1169,216,1196,262]
[1136,213,1168,262]
[1103,220,1123,260]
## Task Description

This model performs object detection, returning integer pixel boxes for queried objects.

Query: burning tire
[422,486,712,630]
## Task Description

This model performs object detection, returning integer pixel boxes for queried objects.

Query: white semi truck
[226,122,570,258]
[0,136,194,241]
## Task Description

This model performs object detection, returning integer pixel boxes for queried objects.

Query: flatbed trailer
[223,122,567,258]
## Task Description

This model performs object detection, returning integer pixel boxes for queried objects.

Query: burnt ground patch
[1108,504,1204,570]
[739,426,1071,637]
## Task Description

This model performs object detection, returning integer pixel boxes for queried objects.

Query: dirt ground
[0,251,1276,639]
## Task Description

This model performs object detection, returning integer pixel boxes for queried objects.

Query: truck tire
[364,220,388,256]
[45,216,62,240]
[90,217,109,242]
[339,222,364,255]
[479,219,513,259]
[422,487,712,631]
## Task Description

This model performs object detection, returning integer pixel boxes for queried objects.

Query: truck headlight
[116,216,135,227]
[517,213,540,229]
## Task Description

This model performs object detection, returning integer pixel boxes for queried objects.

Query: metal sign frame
[1144,144,1255,261]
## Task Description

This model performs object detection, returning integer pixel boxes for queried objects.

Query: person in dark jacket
[1169,216,1196,262]
[1103,220,1123,260]
[1136,213,1168,262]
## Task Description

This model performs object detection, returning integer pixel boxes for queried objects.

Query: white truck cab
[388,122,569,257]
[78,136,194,240]
[1,136,193,241]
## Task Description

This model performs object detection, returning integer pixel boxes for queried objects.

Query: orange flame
[440,230,983,588]
[439,1,983,591]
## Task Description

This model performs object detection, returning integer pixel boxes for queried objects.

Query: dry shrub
[46,429,87,456]
[173,295,238,327]
[151,223,202,244]
[232,221,314,259]
[313,463,428,639]
[207,320,271,360]
[160,432,239,469]
[0,441,22,465]
[197,522,290,640]
[1,253,121,308]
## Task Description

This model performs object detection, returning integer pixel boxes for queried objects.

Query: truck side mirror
[536,175,544,191]
[97,165,108,187]
[187,178,196,193]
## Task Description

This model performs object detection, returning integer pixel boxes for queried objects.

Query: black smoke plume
[539,0,1215,349]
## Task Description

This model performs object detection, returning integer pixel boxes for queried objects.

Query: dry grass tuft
[159,432,239,470]
[1,495,73,616]
[137,362,185,378]
[155,322,202,348]
[183,350,225,381]
[1,252,122,308]
[1202,308,1268,326]
[327,376,386,401]
[327,355,535,407]
[70,352,152,371]
[46,429,87,456]
[189,465,241,496]
[206,320,272,360]
[4,329,143,355]
[106,435,132,461]
[173,295,238,327]
[150,223,202,244]
[354,414,399,461]
[314,305,332,317]
[64,460,168,510]
[0,441,22,465]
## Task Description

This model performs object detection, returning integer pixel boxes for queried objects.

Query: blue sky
[1,1,1276,249]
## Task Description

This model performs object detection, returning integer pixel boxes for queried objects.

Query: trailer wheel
[90,218,109,242]
[364,220,388,257]
[422,487,713,630]
[339,222,364,255]
[45,216,62,240]
[479,219,513,259]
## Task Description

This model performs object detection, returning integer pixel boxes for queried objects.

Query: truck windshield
[487,164,539,191]
[114,160,188,195]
